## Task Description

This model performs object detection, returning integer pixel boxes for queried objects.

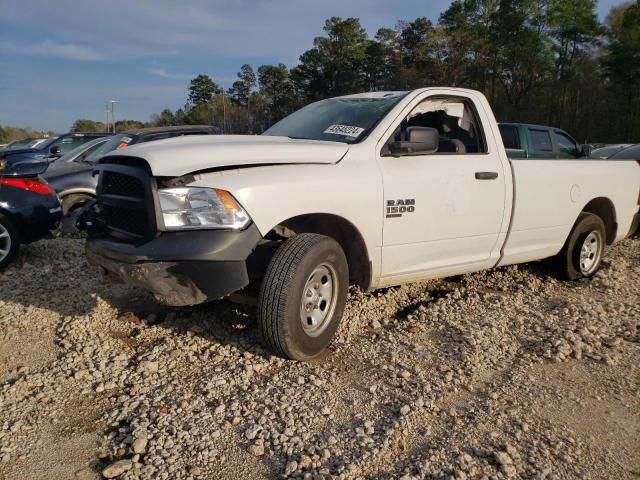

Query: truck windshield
[263,93,407,144]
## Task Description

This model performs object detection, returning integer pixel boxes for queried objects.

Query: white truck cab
[84,88,640,361]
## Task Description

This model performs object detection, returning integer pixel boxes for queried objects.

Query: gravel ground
[0,235,638,480]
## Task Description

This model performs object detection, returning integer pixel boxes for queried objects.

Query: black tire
[554,213,606,280]
[0,213,20,271]
[61,193,93,215]
[257,233,348,361]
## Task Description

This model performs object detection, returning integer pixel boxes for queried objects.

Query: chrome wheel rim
[579,230,602,275]
[0,223,11,263]
[0,223,11,262]
[300,264,338,337]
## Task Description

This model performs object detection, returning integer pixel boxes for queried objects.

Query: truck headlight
[158,187,250,230]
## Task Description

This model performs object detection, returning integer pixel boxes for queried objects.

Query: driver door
[377,92,508,284]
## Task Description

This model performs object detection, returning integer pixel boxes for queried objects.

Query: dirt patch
[0,236,638,479]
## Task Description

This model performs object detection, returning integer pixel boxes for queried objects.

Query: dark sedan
[0,132,110,167]
[0,172,62,269]
[43,125,218,214]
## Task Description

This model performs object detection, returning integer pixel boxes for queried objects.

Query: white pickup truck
[84,88,640,361]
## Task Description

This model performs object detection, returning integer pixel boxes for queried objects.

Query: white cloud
[0,40,107,61]
[146,68,192,79]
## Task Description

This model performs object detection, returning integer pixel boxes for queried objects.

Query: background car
[43,125,218,214]
[0,137,53,154]
[608,144,640,235]
[498,123,590,159]
[47,136,112,167]
[0,172,62,269]
[0,132,110,167]
[590,144,634,159]
[607,144,640,160]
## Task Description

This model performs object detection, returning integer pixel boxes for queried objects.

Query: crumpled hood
[101,135,349,177]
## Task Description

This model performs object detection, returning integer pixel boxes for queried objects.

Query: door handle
[475,171,499,180]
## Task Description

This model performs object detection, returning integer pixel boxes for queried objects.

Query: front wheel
[257,233,348,361]
[554,213,606,280]
[61,193,93,215]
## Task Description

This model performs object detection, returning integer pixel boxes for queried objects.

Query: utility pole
[110,100,119,132]
[105,103,111,132]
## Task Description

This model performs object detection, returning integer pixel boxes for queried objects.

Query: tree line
[70,119,146,133]
[0,126,54,144]
[73,0,638,143]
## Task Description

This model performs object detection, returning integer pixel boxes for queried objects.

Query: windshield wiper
[286,135,313,140]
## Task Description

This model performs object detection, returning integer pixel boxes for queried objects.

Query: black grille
[96,161,155,242]
[103,205,148,237]
[101,171,144,198]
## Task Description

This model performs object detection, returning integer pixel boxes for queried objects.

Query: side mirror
[49,145,62,156]
[580,144,592,158]
[388,127,439,156]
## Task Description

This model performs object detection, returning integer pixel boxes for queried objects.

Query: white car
[84,88,640,361]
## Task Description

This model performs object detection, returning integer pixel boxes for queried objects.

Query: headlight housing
[158,187,250,230]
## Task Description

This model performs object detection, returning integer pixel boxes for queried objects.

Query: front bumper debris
[86,224,262,306]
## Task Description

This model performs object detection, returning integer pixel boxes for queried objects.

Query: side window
[390,96,487,155]
[529,129,553,151]
[555,131,578,154]
[499,125,520,149]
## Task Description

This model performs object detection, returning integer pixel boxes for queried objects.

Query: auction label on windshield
[324,124,365,138]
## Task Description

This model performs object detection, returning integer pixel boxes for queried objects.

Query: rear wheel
[257,233,348,361]
[0,213,20,270]
[554,213,606,280]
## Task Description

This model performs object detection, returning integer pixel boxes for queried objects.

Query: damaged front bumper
[86,225,262,306]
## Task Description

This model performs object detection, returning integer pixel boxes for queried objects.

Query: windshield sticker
[324,124,365,138]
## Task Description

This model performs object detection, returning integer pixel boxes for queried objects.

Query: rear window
[499,125,520,149]
[529,129,553,151]
[138,132,172,143]
[5,138,52,150]
[84,134,133,163]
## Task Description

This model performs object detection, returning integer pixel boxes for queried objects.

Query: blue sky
[0,0,625,132]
